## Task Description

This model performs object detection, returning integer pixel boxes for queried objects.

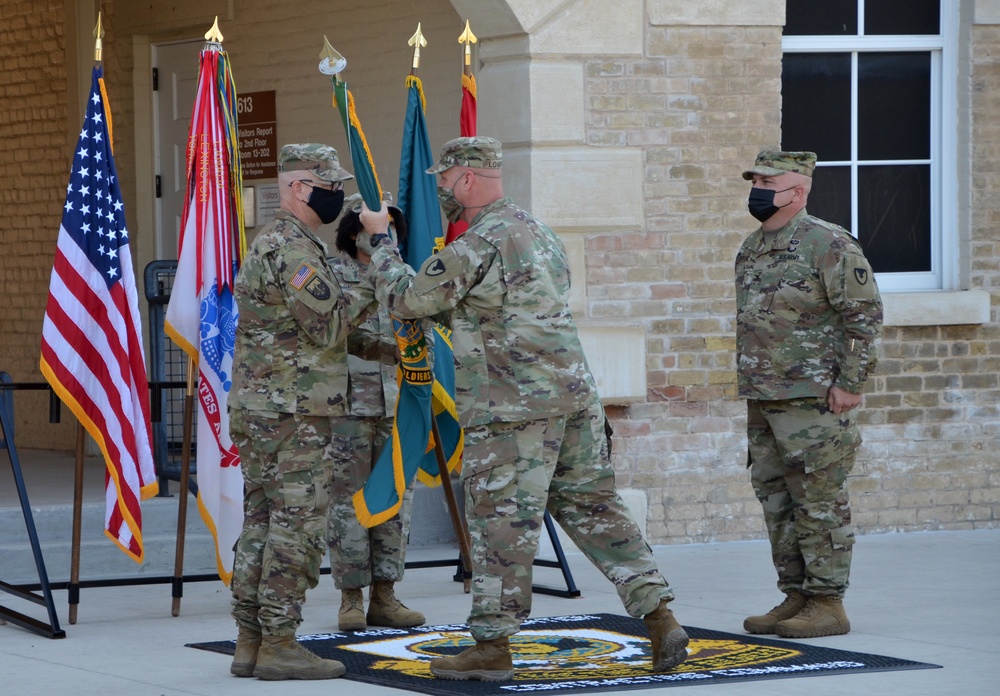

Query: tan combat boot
[743,590,807,634]
[367,580,425,628]
[643,599,689,671]
[230,625,262,677]
[429,637,515,681]
[339,588,366,631]
[775,595,850,638]
[252,635,346,680]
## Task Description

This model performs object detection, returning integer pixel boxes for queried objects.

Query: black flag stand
[0,373,65,639]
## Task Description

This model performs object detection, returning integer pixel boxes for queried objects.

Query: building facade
[2,0,998,544]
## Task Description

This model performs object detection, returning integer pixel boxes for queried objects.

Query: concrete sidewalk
[2,529,998,696]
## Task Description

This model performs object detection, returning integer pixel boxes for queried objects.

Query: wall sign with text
[238,91,277,180]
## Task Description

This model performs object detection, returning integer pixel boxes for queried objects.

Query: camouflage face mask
[437,185,464,224]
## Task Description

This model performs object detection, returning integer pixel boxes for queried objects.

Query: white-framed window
[781,0,957,292]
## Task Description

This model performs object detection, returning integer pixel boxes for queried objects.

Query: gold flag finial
[93,12,105,62]
[458,20,477,67]
[408,23,427,72]
[204,16,224,44]
[318,36,347,79]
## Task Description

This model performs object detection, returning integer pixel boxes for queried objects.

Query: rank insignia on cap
[290,263,316,290]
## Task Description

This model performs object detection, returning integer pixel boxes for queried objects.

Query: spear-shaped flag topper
[458,19,477,69]
[93,11,104,61]
[408,23,427,72]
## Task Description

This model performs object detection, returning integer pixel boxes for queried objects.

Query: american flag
[39,66,158,563]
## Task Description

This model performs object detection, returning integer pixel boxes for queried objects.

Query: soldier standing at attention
[326,195,425,632]
[357,136,689,681]
[736,150,883,639]
[228,144,384,680]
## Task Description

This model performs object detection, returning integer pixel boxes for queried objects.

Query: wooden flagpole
[68,15,106,625]
[170,356,196,616]
[68,422,85,624]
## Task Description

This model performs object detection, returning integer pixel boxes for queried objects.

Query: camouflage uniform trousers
[230,410,334,637]
[747,397,860,598]
[462,400,671,642]
[326,415,415,589]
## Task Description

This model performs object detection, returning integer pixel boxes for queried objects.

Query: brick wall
[0,0,77,448]
[2,0,463,448]
[2,2,998,541]
[584,22,1000,544]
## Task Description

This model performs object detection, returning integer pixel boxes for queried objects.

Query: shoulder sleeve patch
[844,254,879,301]
[304,276,331,300]
[425,258,448,277]
[413,252,466,292]
[290,263,316,290]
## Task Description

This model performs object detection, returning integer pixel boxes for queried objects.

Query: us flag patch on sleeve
[290,263,316,289]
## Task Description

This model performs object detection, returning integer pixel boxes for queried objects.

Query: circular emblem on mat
[343,626,802,680]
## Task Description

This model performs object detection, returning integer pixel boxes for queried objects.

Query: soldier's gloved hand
[358,201,396,256]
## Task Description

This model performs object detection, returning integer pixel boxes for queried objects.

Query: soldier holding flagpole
[358,137,690,680]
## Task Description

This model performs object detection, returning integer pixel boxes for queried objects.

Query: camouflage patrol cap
[340,191,404,224]
[426,136,503,174]
[277,143,354,182]
[742,150,817,180]
[343,192,364,214]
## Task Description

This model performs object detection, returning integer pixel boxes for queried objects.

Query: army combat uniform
[229,209,377,638]
[366,196,673,642]
[325,251,416,591]
[736,207,883,599]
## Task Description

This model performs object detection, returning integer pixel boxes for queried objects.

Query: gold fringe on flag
[462,72,477,100]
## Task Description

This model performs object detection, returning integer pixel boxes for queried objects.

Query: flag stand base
[0,374,66,639]
[403,510,581,599]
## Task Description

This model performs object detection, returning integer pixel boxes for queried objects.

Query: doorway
[152,39,201,261]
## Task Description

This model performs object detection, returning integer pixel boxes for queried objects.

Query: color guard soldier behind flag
[326,194,426,633]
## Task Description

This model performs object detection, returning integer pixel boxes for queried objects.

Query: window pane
[858,53,931,160]
[785,0,857,35]
[807,166,852,233]
[865,0,939,35]
[781,54,852,161]
[858,165,931,273]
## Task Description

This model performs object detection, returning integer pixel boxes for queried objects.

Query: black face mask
[747,186,795,222]
[307,187,345,224]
